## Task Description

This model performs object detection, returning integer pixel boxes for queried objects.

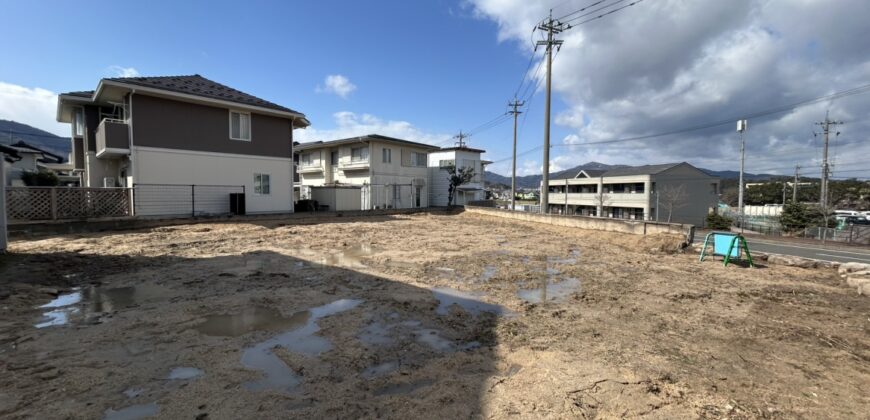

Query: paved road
[744,238,870,264]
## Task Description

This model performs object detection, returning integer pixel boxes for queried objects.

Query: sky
[1,0,869,179]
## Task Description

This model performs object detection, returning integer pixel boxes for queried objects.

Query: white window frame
[382,148,392,163]
[229,110,252,141]
[300,152,312,166]
[413,152,427,167]
[331,150,339,166]
[74,109,84,137]
[254,173,271,195]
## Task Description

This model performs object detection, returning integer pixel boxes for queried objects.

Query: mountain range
[484,161,776,189]
[0,120,71,160]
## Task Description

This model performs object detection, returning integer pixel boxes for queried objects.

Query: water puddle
[167,367,204,380]
[103,402,159,420]
[358,317,481,354]
[194,307,309,337]
[123,388,144,399]
[375,379,435,396]
[361,361,400,379]
[480,266,498,281]
[431,287,508,317]
[241,298,363,392]
[35,284,169,329]
[517,277,582,304]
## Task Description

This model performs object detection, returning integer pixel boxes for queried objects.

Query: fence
[804,225,870,245]
[133,184,244,217]
[5,187,132,222]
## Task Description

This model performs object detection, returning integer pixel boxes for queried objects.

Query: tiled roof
[296,134,440,151]
[551,163,694,180]
[103,74,302,114]
[59,90,94,98]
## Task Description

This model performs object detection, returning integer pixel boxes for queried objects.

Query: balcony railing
[340,159,370,170]
[297,163,324,173]
[95,119,130,158]
[548,192,649,205]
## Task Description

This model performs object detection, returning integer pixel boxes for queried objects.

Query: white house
[427,145,488,206]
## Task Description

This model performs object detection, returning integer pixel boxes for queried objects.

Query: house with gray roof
[546,162,719,225]
[56,74,308,215]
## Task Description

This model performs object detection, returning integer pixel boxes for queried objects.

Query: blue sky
[2,0,869,178]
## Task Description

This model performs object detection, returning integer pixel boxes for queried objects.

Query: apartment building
[56,74,308,215]
[427,145,488,206]
[295,134,438,210]
[546,162,719,225]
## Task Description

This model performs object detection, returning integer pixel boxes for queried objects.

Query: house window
[413,152,427,167]
[230,111,251,141]
[439,159,455,168]
[74,109,84,137]
[331,151,339,166]
[351,146,369,162]
[300,153,312,166]
[254,173,270,195]
[392,184,401,200]
[382,148,392,163]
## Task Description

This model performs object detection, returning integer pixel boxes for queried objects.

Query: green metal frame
[699,232,755,267]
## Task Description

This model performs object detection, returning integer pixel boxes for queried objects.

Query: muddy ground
[0,211,868,419]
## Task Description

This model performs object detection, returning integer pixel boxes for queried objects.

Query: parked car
[842,216,870,226]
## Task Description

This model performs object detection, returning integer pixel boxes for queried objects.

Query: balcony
[297,164,324,174]
[548,192,649,205]
[95,119,130,158]
[340,159,370,171]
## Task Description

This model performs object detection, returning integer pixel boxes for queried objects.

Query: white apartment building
[546,162,719,225]
[295,135,438,210]
[428,146,488,206]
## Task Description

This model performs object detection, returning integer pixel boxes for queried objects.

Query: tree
[779,202,815,232]
[21,170,59,186]
[445,165,475,206]
[706,213,733,230]
[592,189,611,217]
[659,184,688,223]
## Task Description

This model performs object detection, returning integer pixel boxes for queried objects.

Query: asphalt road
[743,238,870,264]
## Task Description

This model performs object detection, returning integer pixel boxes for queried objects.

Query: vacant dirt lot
[1,211,868,419]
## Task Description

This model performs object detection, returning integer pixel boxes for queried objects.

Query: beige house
[546,162,719,225]
[295,135,438,210]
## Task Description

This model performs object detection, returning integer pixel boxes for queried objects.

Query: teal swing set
[698,232,754,267]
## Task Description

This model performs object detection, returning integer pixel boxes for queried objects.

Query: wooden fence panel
[5,187,131,222]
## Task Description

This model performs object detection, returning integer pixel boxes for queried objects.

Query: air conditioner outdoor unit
[102,177,116,188]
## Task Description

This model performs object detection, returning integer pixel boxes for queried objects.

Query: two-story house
[295,134,438,210]
[427,145,488,206]
[546,162,718,225]
[56,75,309,215]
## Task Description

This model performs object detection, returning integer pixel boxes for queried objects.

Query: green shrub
[705,213,733,230]
[21,170,59,186]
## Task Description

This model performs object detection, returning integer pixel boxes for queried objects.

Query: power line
[560,0,629,25]
[554,0,610,21]
[563,0,644,29]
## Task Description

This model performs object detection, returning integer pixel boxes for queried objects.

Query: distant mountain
[0,120,71,160]
[486,161,777,188]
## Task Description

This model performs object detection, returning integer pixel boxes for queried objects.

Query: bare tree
[592,189,611,217]
[445,165,475,206]
[660,184,689,223]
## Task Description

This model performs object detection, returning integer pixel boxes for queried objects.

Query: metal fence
[133,183,244,217]
[804,225,870,245]
[6,187,132,222]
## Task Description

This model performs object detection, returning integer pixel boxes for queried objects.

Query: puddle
[431,287,508,317]
[517,277,582,304]
[361,361,400,379]
[375,379,435,396]
[359,317,481,353]
[242,298,363,392]
[194,307,309,337]
[122,388,144,399]
[167,367,204,380]
[35,284,169,329]
[316,244,380,269]
[103,402,158,420]
[480,266,498,281]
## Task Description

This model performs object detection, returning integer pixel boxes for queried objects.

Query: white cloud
[469,0,870,177]
[317,74,357,99]
[107,65,140,78]
[296,111,451,145]
[0,81,68,137]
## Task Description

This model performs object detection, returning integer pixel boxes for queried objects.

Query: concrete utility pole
[453,130,468,148]
[0,156,7,253]
[736,119,748,233]
[793,164,800,203]
[508,98,524,211]
[536,11,563,214]
[815,112,843,215]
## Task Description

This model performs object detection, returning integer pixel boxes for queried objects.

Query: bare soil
[1,212,868,419]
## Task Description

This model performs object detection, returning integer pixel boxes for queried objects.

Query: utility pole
[792,164,800,203]
[536,11,563,214]
[736,119,748,233]
[453,130,468,148]
[815,112,843,216]
[508,98,524,211]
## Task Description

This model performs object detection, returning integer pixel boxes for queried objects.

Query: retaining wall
[464,205,694,242]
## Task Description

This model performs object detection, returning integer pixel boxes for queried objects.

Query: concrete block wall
[464,205,694,241]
